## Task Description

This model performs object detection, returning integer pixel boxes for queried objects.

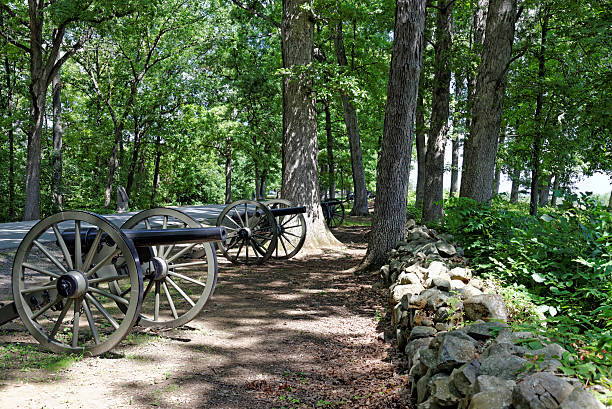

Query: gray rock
[392,302,405,325]
[390,283,426,304]
[420,348,438,371]
[426,261,448,277]
[397,328,407,351]
[458,285,484,299]
[432,276,452,291]
[427,291,451,310]
[410,359,428,380]
[451,279,467,291]
[380,265,390,281]
[469,278,484,290]
[436,240,457,258]
[406,293,428,309]
[418,242,440,256]
[435,306,451,322]
[435,322,452,332]
[450,266,473,282]
[473,375,517,393]
[430,374,460,406]
[468,390,513,409]
[528,343,567,359]
[513,372,574,409]
[464,294,508,322]
[411,326,438,340]
[406,219,416,229]
[405,263,427,276]
[558,386,605,409]
[417,372,432,403]
[437,333,477,372]
[479,353,529,379]
[412,309,435,327]
[482,342,528,359]
[406,337,434,365]
[464,321,509,341]
[398,271,422,285]
[390,258,404,273]
[450,360,480,396]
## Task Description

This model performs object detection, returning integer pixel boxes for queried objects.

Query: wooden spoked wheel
[11,211,143,355]
[216,200,277,265]
[264,199,307,259]
[119,208,218,328]
[324,200,345,228]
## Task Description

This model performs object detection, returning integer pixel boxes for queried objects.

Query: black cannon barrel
[269,206,306,218]
[122,227,227,247]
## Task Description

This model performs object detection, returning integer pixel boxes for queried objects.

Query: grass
[340,216,372,227]
[0,343,82,373]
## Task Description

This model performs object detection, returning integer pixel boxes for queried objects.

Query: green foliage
[443,195,612,388]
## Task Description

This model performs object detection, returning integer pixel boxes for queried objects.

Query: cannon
[320,199,345,228]
[215,199,307,265]
[0,208,225,356]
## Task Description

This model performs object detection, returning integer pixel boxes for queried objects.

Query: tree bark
[550,174,560,207]
[335,21,369,216]
[362,0,426,268]
[324,98,336,199]
[415,79,426,208]
[450,75,462,197]
[125,116,143,198]
[608,188,612,209]
[459,0,517,203]
[51,68,63,212]
[539,173,551,207]
[529,6,549,216]
[281,0,340,249]
[151,134,162,206]
[423,0,453,221]
[510,167,520,203]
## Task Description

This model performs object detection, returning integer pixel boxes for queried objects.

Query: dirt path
[0,223,411,409]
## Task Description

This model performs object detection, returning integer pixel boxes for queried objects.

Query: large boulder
[436,333,478,372]
[558,386,605,409]
[512,372,574,409]
[478,353,529,380]
[390,283,425,304]
[435,240,457,258]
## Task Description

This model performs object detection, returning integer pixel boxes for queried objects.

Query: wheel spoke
[52,224,73,270]
[162,282,178,319]
[50,298,72,338]
[88,274,131,285]
[21,283,58,294]
[234,240,245,260]
[166,243,197,263]
[72,299,81,348]
[170,260,209,269]
[85,247,121,278]
[279,234,289,255]
[232,208,245,228]
[158,216,168,259]
[163,244,175,259]
[166,277,195,307]
[22,262,60,279]
[33,240,68,274]
[142,278,155,300]
[86,294,119,330]
[89,287,130,306]
[167,271,207,287]
[74,220,82,270]
[31,297,63,320]
[83,299,100,345]
[154,282,161,321]
[83,230,103,272]
[281,231,302,239]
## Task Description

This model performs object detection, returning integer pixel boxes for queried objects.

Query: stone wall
[381,221,606,409]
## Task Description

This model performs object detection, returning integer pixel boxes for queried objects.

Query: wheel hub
[148,256,169,281]
[56,270,88,299]
[238,227,252,240]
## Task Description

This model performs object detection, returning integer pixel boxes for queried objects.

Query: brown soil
[0,221,412,409]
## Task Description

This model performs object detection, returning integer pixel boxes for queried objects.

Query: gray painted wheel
[11,211,143,356]
[120,208,218,328]
[216,200,277,265]
[264,199,307,259]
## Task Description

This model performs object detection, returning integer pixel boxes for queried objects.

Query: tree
[460,0,517,202]
[422,0,453,221]
[281,0,340,249]
[362,0,426,268]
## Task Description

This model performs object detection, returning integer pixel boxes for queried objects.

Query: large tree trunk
[281,0,340,249]
[423,0,453,221]
[335,21,369,216]
[415,74,426,208]
[324,98,336,200]
[362,0,426,268]
[150,134,162,206]
[550,174,560,207]
[608,188,612,209]
[51,68,63,212]
[104,128,122,208]
[539,173,551,207]
[450,75,462,197]
[510,167,520,203]
[460,0,517,203]
[529,6,549,216]
[460,0,488,191]
[125,116,142,198]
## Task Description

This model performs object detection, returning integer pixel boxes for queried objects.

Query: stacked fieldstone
[381,221,606,409]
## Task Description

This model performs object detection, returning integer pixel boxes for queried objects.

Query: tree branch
[0,28,30,52]
[230,0,280,29]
